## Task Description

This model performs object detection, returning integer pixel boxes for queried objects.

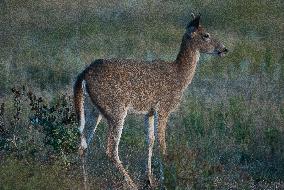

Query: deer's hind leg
[105,108,138,190]
[78,111,102,156]
[87,111,102,146]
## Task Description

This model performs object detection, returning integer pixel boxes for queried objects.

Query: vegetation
[0,0,283,189]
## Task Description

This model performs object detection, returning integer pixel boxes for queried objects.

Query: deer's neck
[174,35,200,89]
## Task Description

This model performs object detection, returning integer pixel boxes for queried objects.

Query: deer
[73,14,228,189]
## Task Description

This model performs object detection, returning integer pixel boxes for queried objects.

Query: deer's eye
[203,33,210,38]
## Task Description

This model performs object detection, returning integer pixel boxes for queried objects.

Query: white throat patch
[196,51,200,63]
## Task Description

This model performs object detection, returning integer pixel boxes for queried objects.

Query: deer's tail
[74,72,86,133]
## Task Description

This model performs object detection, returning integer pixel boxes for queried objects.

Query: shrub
[0,86,79,163]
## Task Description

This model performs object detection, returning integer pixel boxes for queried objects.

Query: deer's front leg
[156,113,169,190]
[157,109,170,158]
[157,121,167,157]
[145,110,157,188]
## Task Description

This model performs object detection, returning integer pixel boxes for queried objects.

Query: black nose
[223,48,228,53]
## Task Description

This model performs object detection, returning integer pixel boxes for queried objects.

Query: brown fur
[74,15,227,189]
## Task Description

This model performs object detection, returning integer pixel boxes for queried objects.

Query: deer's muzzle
[217,47,228,57]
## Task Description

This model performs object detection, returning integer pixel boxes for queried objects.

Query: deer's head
[185,14,228,57]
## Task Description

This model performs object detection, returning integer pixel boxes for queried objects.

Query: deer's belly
[127,95,159,114]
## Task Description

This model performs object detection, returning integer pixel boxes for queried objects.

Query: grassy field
[0,0,284,189]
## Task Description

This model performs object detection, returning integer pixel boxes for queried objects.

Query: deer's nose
[223,48,228,53]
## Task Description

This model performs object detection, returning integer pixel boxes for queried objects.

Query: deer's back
[83,59,183,113]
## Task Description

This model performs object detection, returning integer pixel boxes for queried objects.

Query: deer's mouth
[217,48,228,57]
[206,48,228,57]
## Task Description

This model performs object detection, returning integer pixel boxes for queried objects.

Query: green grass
[0,0,284,189]
[0,157,83,190]
[164,95,284,188]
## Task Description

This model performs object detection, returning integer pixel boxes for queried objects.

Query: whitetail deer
[74,14,228,189]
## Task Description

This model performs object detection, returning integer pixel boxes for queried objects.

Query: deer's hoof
[142,176,157,190]
[127,182,138,190]
[78,146,86,157]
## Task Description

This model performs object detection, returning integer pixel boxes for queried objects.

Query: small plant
[0,103,4,128]
[27,88,80,156]
[1,86,80,163]
[0,103,7,149]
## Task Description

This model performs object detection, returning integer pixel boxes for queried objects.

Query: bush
[0,86,79,163]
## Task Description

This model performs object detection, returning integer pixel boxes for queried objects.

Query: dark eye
[203,33,210,38]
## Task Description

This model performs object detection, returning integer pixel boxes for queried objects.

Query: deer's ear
[187,15,201,32]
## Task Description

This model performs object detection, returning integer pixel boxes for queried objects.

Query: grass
[0,158,82,190]
[0,0,284,189]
